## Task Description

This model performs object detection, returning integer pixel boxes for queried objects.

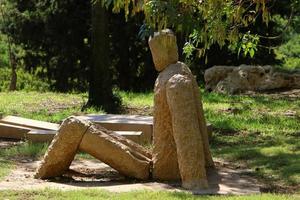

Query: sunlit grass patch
[0,92,103,123]
[0,189,298,200]
[119,91,154,107]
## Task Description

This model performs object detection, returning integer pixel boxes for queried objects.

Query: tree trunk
[8,41,17,91]
[114,14,131,91]
[86,1,121,113]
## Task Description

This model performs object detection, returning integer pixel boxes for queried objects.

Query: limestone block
[204,66,234,92]
[166,74,208,190]
[79,125,150,180]
[149,29,179,72]
[205,65,300,94]
[35,117,89,179]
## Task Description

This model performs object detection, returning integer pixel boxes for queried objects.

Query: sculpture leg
[166,74,208,190]
[35,117,90,179]
[36,117,151,180]
[79,124,150,180]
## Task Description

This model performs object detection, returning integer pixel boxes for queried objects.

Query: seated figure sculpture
[35,29,214,191]
[149,29,214,190]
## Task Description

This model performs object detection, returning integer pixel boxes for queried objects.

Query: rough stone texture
[204,66,235,92]
[149,29,179,72]
[35,117,89,179]
[205,65,300,94]
[79,125,150,180]
[166,74,208,189]
[35,117,151,180]
[93,124,152,159]
[149,30,214,190]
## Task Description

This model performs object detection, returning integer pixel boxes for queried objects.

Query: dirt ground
[1,89,299,194]
[0,139,261,195]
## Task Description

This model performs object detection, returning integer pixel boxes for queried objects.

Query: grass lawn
[0,189,299,200]
[0,91,103,123]
[0,90,299,198]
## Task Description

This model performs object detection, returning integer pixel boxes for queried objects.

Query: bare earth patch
[0,153,261,195]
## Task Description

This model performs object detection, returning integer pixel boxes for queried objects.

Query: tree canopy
[103,0,299,59]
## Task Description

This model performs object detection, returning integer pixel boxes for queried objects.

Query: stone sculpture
[149,29,214,190]
[36,29,213,191]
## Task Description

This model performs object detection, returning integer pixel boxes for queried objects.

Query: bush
[0,67,50,92]
[276,34,300,70]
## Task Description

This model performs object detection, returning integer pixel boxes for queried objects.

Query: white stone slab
[79,114,153,125]
[0,123,31,139]
[78,114,153,144]
[0,116,60,131]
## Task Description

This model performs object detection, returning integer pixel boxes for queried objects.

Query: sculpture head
[148,29,179,72]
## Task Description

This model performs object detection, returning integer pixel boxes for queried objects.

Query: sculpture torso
[153,62,194,180]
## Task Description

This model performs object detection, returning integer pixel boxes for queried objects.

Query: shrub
[276,34,300,70]
[0,67,50,92]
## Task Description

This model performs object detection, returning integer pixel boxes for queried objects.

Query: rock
[79,125,151,180]
[205,66,234,92]
[149,29,179,72]
[149,30,214,189]
[35,116,89,179]
[205,65,300,94]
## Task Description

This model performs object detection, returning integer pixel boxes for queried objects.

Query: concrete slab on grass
[0,123,31,139]
[26,130,57,143]
[79,114,153,144]
[114,131,143,144]
[0,116,60,131]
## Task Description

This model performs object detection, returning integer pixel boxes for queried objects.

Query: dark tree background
[0,0,298,112]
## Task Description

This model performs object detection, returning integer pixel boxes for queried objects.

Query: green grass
[0,189,298,200]
[200,91,300,187]
[0,142,49,180]
[119,91,154,107]
[0,91,103,123]
[0,142,48,159]
[0,90,299,193]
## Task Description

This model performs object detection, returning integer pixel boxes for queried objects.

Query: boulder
[205,65,300,94]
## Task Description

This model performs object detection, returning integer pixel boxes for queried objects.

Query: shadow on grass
[212,140,300,187]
